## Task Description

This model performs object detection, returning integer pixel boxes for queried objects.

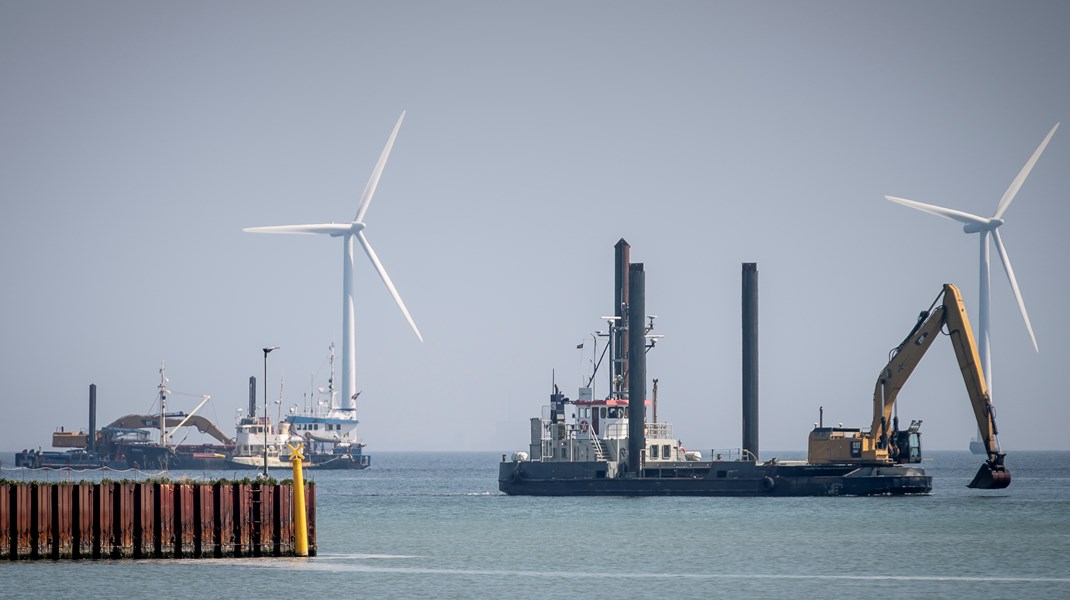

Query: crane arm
[939,284,1001,462]
[105,413,234,446]
[871,283,1009,488]
[167,395,211,446]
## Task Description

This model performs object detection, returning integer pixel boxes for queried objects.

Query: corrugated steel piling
[1,480,315,560]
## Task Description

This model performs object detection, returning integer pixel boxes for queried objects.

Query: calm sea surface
[2,450,1068,599]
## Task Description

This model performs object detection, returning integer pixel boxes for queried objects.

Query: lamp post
[262,346,279,477]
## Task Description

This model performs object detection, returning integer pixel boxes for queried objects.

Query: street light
[262,346,279,478]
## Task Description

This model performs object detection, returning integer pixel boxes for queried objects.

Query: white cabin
[528,388,688,466]
[230,416,303,467]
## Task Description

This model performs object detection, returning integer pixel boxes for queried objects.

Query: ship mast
[158,362,169,446]
[328,342,337,414]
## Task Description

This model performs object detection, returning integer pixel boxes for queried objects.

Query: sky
[1,1,1068,454]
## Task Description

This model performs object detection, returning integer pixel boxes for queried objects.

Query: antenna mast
[158,362,169,445]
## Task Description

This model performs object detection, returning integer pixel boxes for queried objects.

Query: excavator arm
[939,284,1010,489]
[871,283,1009,489]
[869,298,943,450]
[105,414,235,446]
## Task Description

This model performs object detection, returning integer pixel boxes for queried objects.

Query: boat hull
[498,460,932,497]
[225,449,371,471]
[308,451,371,470]
[13,449,126,470]
[123,443,370,471]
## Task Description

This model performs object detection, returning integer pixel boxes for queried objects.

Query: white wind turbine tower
[884,122,1058,451]
[244,111,423,414]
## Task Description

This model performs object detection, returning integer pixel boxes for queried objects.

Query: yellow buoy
[288,442,309,557]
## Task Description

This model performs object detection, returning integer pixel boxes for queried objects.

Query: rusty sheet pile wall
[1,481,316,560]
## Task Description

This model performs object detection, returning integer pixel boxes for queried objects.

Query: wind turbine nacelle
[329,223,366,237]
[963,219,1003,234]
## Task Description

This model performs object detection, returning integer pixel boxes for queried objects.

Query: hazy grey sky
[2,1,1067,454]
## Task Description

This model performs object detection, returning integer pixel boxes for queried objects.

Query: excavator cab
[891,420,923,464]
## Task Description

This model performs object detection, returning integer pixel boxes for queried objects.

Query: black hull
[13,450,126,470]
[498,460,932,497]
[169,456,231,470]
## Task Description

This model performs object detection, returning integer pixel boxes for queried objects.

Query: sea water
[1,451,1068,599]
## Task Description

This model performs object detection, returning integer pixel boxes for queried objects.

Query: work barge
[1,479,316,560]
[499,239,955,496]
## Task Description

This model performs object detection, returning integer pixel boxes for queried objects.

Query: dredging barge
[500,240,1009,496]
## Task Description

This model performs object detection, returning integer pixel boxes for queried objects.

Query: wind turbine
[244,111,423,413]
[884,122,1057,449]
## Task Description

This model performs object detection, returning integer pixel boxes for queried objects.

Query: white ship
[227,415,305,470]
[282,343,370,469]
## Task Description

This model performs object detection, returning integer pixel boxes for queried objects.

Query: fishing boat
[226,413,304,470]
[229,345,371,471]
[498,240,932,496]
[282,343,370,469]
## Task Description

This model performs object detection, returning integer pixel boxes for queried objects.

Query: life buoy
[579,420,589,432]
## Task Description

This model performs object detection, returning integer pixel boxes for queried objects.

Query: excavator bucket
[967,461,1012,489]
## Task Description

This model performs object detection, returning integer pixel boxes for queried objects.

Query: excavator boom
[879,284,1010,489]
[810,283,1010,489]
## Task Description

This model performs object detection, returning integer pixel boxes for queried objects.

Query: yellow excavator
[808,283,1011,489]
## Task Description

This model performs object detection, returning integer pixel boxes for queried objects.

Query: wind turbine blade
[354,111,406,224]
[355,230,424,342]
[884,195,989,226]
[243,224,353,235]
[992,229,1038,352]
[993,122,1059,220]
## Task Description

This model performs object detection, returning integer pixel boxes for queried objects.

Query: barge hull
[498,460,932,497]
